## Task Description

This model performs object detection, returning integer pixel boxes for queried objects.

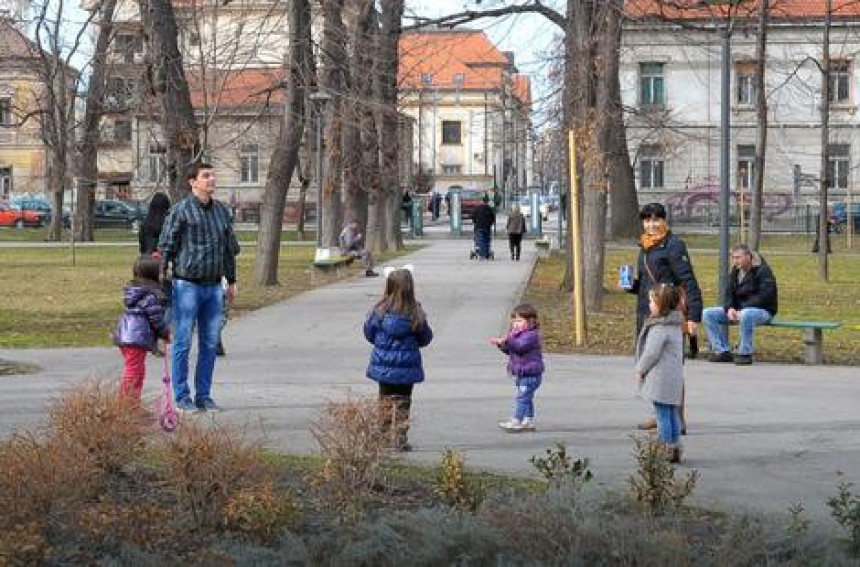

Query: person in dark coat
[506,204,527,260]
[364,267,433,452]
[472,195,496,259]
[138,192,171,255]
[114,255,171,404]
[702,244,778,365]
[625,202,702,433]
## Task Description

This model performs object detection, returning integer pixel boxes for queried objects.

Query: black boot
[216,340,225,357]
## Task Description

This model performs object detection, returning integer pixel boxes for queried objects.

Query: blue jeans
[475,228,491,258]
[653,402,681,445]
[703,306,772,355]
[514,375,542,420]
[172,279,224,404]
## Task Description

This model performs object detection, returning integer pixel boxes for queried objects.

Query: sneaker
[734,354,753,365]
[366,270,379,277]
[176,398,196,412]
[708,351,734,363]
[520,418,536,431]
[498,419,525,432]
[196,397,221,412]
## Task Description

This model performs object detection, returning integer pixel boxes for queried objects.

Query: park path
[1,237,859,525]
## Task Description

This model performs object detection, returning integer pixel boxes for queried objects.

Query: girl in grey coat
[635,284,685,463]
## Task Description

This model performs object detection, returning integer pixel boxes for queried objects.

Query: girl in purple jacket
[114,255,171,405]
[491,303,545,432]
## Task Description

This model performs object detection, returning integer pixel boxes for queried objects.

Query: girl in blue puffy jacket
[364,267,433,452]
[114,255,171,405]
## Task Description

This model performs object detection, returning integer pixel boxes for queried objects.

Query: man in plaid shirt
[158,163,240,412]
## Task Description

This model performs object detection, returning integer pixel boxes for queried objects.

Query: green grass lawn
[524,243,860,365]
[0,227,311,243]
[0,245,413,348]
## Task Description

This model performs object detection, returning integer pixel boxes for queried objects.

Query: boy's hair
[187,162,214,182]
[376,268,426,331]
[511,303,539,326]
[649,284,680,316]
[133,254,161,285]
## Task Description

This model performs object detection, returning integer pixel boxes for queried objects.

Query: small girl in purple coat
[114,255,171,405]
[490,303,545,432]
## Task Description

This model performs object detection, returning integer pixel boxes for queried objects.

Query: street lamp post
[309,90,333,250]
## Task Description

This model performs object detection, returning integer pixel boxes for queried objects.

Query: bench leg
[803,328,823,365]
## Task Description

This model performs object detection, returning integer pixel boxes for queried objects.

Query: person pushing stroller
[471,195,496,260]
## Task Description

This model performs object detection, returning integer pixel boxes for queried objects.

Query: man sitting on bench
[339,219,379,277]
[703,244,778,365]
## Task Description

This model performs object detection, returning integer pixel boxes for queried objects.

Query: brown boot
[680,386,687,436]
[669,446,682,463]
[637,416,657,431]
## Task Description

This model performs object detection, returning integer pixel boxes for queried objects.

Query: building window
[147,144,166,183]
[453,73,465,85]
[240,143,259,184]
[442,165,462,175]
[736,62,757,106]
[442,120,462,145]
[114,120,131,142]
[829,60,851,103]
[114,33,137,64]
[639,144,664,188]
[639,62,665,108]
[0,166,11,198]
[826,144,850,189]
[737,145,756,191]
[0,97,11,126]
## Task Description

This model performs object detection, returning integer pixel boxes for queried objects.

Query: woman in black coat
[626,202,702,434]
[138,192,171,255]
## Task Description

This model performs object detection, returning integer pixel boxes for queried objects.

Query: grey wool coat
[635,311,684,406]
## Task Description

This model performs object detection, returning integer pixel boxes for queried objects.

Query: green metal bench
[767,321,841,364]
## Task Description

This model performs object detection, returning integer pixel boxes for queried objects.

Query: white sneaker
[520,418,535,431]
[498,418,525,432]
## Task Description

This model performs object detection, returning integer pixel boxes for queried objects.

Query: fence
[665,203,851,234]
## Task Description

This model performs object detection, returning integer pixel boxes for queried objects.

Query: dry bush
[222,482,302,543]
[436,448,485,512]
[77,498,173,552]
[45,380,147,479]
[628,435,698,516]
[0,434,65,528]
[309,396,390,520]
[0,521,49,566]
[157,421,274,529]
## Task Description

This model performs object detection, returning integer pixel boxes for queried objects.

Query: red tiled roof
[513,74,531,107]
[0,20,37,59]
[625,0,860,21]
[399,30,510,91]
[187,68,285,109]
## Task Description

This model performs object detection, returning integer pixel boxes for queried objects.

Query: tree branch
[403,0,566,31]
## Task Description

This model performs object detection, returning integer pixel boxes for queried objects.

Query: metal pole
[568,129,586,345]
[315,106,323,248]
[719,28,732,298]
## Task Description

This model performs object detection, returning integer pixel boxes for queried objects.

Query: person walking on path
[158,163,240,412]
[636,284,686,463]
[113,255,171,405]
[138,192,171,256]
[491,303,545,432]
[506,204,526,261]
[363,267,433,452]
[625,202,702,433]
[472,195,496,260]
[340,219,379,277]
[702,244,778,365]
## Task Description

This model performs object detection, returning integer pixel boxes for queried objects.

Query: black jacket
[724,253,778,316]
[630,233,703,328]
[472,204,496,231]
[138,225,162,255]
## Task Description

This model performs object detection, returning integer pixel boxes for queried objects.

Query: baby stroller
[469,228,494,260]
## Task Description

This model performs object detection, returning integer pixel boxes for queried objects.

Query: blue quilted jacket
[364,310,433,385]
[113,283,170,352]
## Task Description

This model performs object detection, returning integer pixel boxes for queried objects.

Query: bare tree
[749,0,769,250]
[379,0,406,250]
[818,0,833,282]
[252,0,312,285]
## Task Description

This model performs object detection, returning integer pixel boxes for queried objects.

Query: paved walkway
[1,237,859,525]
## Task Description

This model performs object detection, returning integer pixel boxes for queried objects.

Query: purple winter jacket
[498,325,545,377]
[113,283,170,352]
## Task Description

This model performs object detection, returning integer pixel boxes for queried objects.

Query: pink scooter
[158,345,179,432]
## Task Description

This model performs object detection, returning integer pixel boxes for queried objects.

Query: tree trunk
[818,0,832,282]
[749,0,769,251]
[296,154,310,239]
[252,0,312,285]
[561,2,577,293]
[140,0,199,202]
[361,8,384,254]
[379,0,405,250]
[76,0,118,242]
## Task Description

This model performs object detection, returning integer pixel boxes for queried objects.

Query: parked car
[518,195,549,221]
[10,195,71,228]
[830,203,860,233]
[458,188,487,219]
[0,203,47,228]
[94,200,143,230]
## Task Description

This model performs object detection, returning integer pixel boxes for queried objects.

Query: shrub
[828,482,860,557]
[435,448,485,512]
[309,396,390,520]
[628,435,698,515]
[529,443,593,488]
[157,421,273,529]
[0,521,49,565]
[222,482,302,543]
[77,498,172,552]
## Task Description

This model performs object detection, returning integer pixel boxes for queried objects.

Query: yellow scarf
[640,225,670,251]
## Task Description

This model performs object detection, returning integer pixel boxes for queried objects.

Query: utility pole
[719,26,732,298]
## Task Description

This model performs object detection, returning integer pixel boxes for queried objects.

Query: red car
[0,203,47,228]
[458,189,488,219]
